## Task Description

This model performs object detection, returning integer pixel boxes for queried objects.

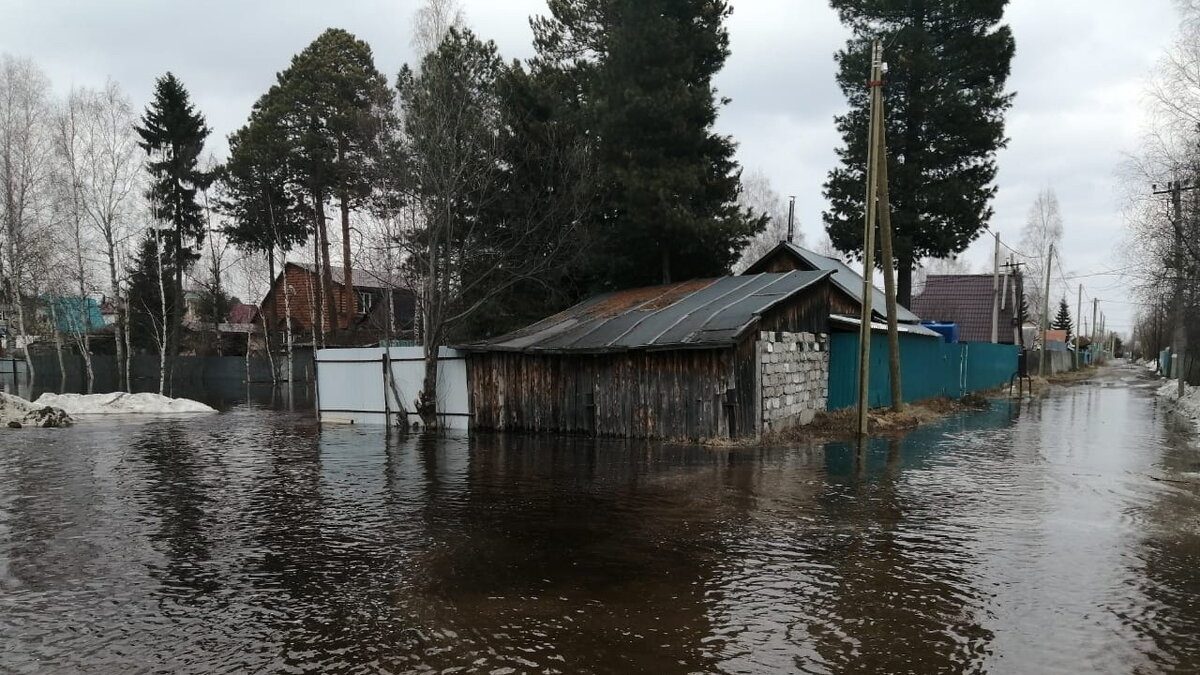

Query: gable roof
[909,274,1016,343]
[743,241,922,324]
[228,302,259,324]
[464,270,832,354]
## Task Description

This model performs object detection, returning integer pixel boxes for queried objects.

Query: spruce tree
[532,0,764,289]
[823,0,1015,306]
[135,72,211,360]
[1052,297,1073,341]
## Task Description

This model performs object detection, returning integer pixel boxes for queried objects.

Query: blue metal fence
[828,333,1019,410]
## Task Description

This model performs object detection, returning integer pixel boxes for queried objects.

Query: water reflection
[1,365,1199,673]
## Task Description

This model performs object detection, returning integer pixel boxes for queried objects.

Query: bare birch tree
[0,55,53,384]
[733,170,802,273]
[1018,188,1064,326]
[62,82,141,389]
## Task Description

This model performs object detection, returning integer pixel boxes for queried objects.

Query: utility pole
[875,89,904,414]
[856,39,884,438]
[1080,282,1089,369]
[1004,259,1025,347]
[991,232,1000,343]
[1092,298,1098,351]
[1154,179,1191,394]
[1038,243,1053,377]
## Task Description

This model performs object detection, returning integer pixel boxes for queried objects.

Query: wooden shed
[461,271,835,440]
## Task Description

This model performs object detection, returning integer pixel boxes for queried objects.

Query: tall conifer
[823,0,1015,306]
[134,72,211,361]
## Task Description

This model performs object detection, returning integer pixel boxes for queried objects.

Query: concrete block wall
[758,330,829,434]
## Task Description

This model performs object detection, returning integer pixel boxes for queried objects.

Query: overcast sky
[1,0,1180,336]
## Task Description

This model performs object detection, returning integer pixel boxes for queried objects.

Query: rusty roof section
[464,271,832,354]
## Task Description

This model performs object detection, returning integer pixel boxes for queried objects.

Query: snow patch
[0,392,72,428]
[34,392,216,415]
[1155,379,1200,432]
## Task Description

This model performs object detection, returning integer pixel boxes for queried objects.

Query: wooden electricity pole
[1080,282,1089,369]
[874,81,903,413]
[856,39,885,438]
[991,232,1000,343]
[1038,243,1053,377]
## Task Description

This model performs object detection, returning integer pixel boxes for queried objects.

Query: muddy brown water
[2,363,1199,673]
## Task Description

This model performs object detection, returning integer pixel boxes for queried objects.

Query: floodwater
[2,363,1199,673]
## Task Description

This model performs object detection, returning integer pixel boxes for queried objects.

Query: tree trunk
[48,301,66,392]
[418,340,439,429]
[897,247,914,308]
[661,247,671,284]
[282,246,294,383]
[123,285,133,391]
[315,197,337,342]
[108,247,126,391]
[341,194,355,330]
[157,230,168,396]
[171,225,184,391]
[14,295,33,389]
[311,228,324,346]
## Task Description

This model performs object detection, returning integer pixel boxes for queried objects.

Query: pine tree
[532,0,764,289]
[1052,297,1073,341]
[252,28,396,334]
[134,72,211,361]
[823,0,1015,306]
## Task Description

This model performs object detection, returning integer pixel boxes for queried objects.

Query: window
[356,291,375,316]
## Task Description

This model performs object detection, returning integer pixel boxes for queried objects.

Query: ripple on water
[2,371,1200,673]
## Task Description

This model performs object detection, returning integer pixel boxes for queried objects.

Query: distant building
[38,296,105,335]
[259,262,415,343]
[910,274,1018,344]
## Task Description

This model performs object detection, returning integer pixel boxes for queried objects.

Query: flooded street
[3,362,1200,673]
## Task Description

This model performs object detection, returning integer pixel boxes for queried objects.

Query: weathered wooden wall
[757,283,830,335]
[468,347,749,440]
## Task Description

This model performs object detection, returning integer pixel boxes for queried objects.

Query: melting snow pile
[1155,380,1200,430]
[35,392,216,415]
[0,392,72,428]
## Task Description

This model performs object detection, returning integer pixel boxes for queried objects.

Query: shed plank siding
[469,349,744,439]
[829,289,859,317]
[758,283,831,335]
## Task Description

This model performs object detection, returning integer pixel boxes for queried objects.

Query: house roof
[743,241,922,324]
[464,270,833,354]
[292,262,404,290]
[228,302,259,324]
[910,274,1016,343]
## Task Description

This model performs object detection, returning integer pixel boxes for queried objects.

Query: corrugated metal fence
[828,334,1019,410]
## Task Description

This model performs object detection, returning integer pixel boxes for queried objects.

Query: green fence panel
[963,342,1019,393]
[828,334,1018,411]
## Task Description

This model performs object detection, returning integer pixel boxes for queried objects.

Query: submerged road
[1,361,1199,673]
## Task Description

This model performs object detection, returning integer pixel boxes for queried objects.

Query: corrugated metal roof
[744,242,923,324]
[828,314,942,338]
[466,271,832,354]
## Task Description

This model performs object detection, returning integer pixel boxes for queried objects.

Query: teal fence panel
[828,334,1018,410]
[963,342,1020,393]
